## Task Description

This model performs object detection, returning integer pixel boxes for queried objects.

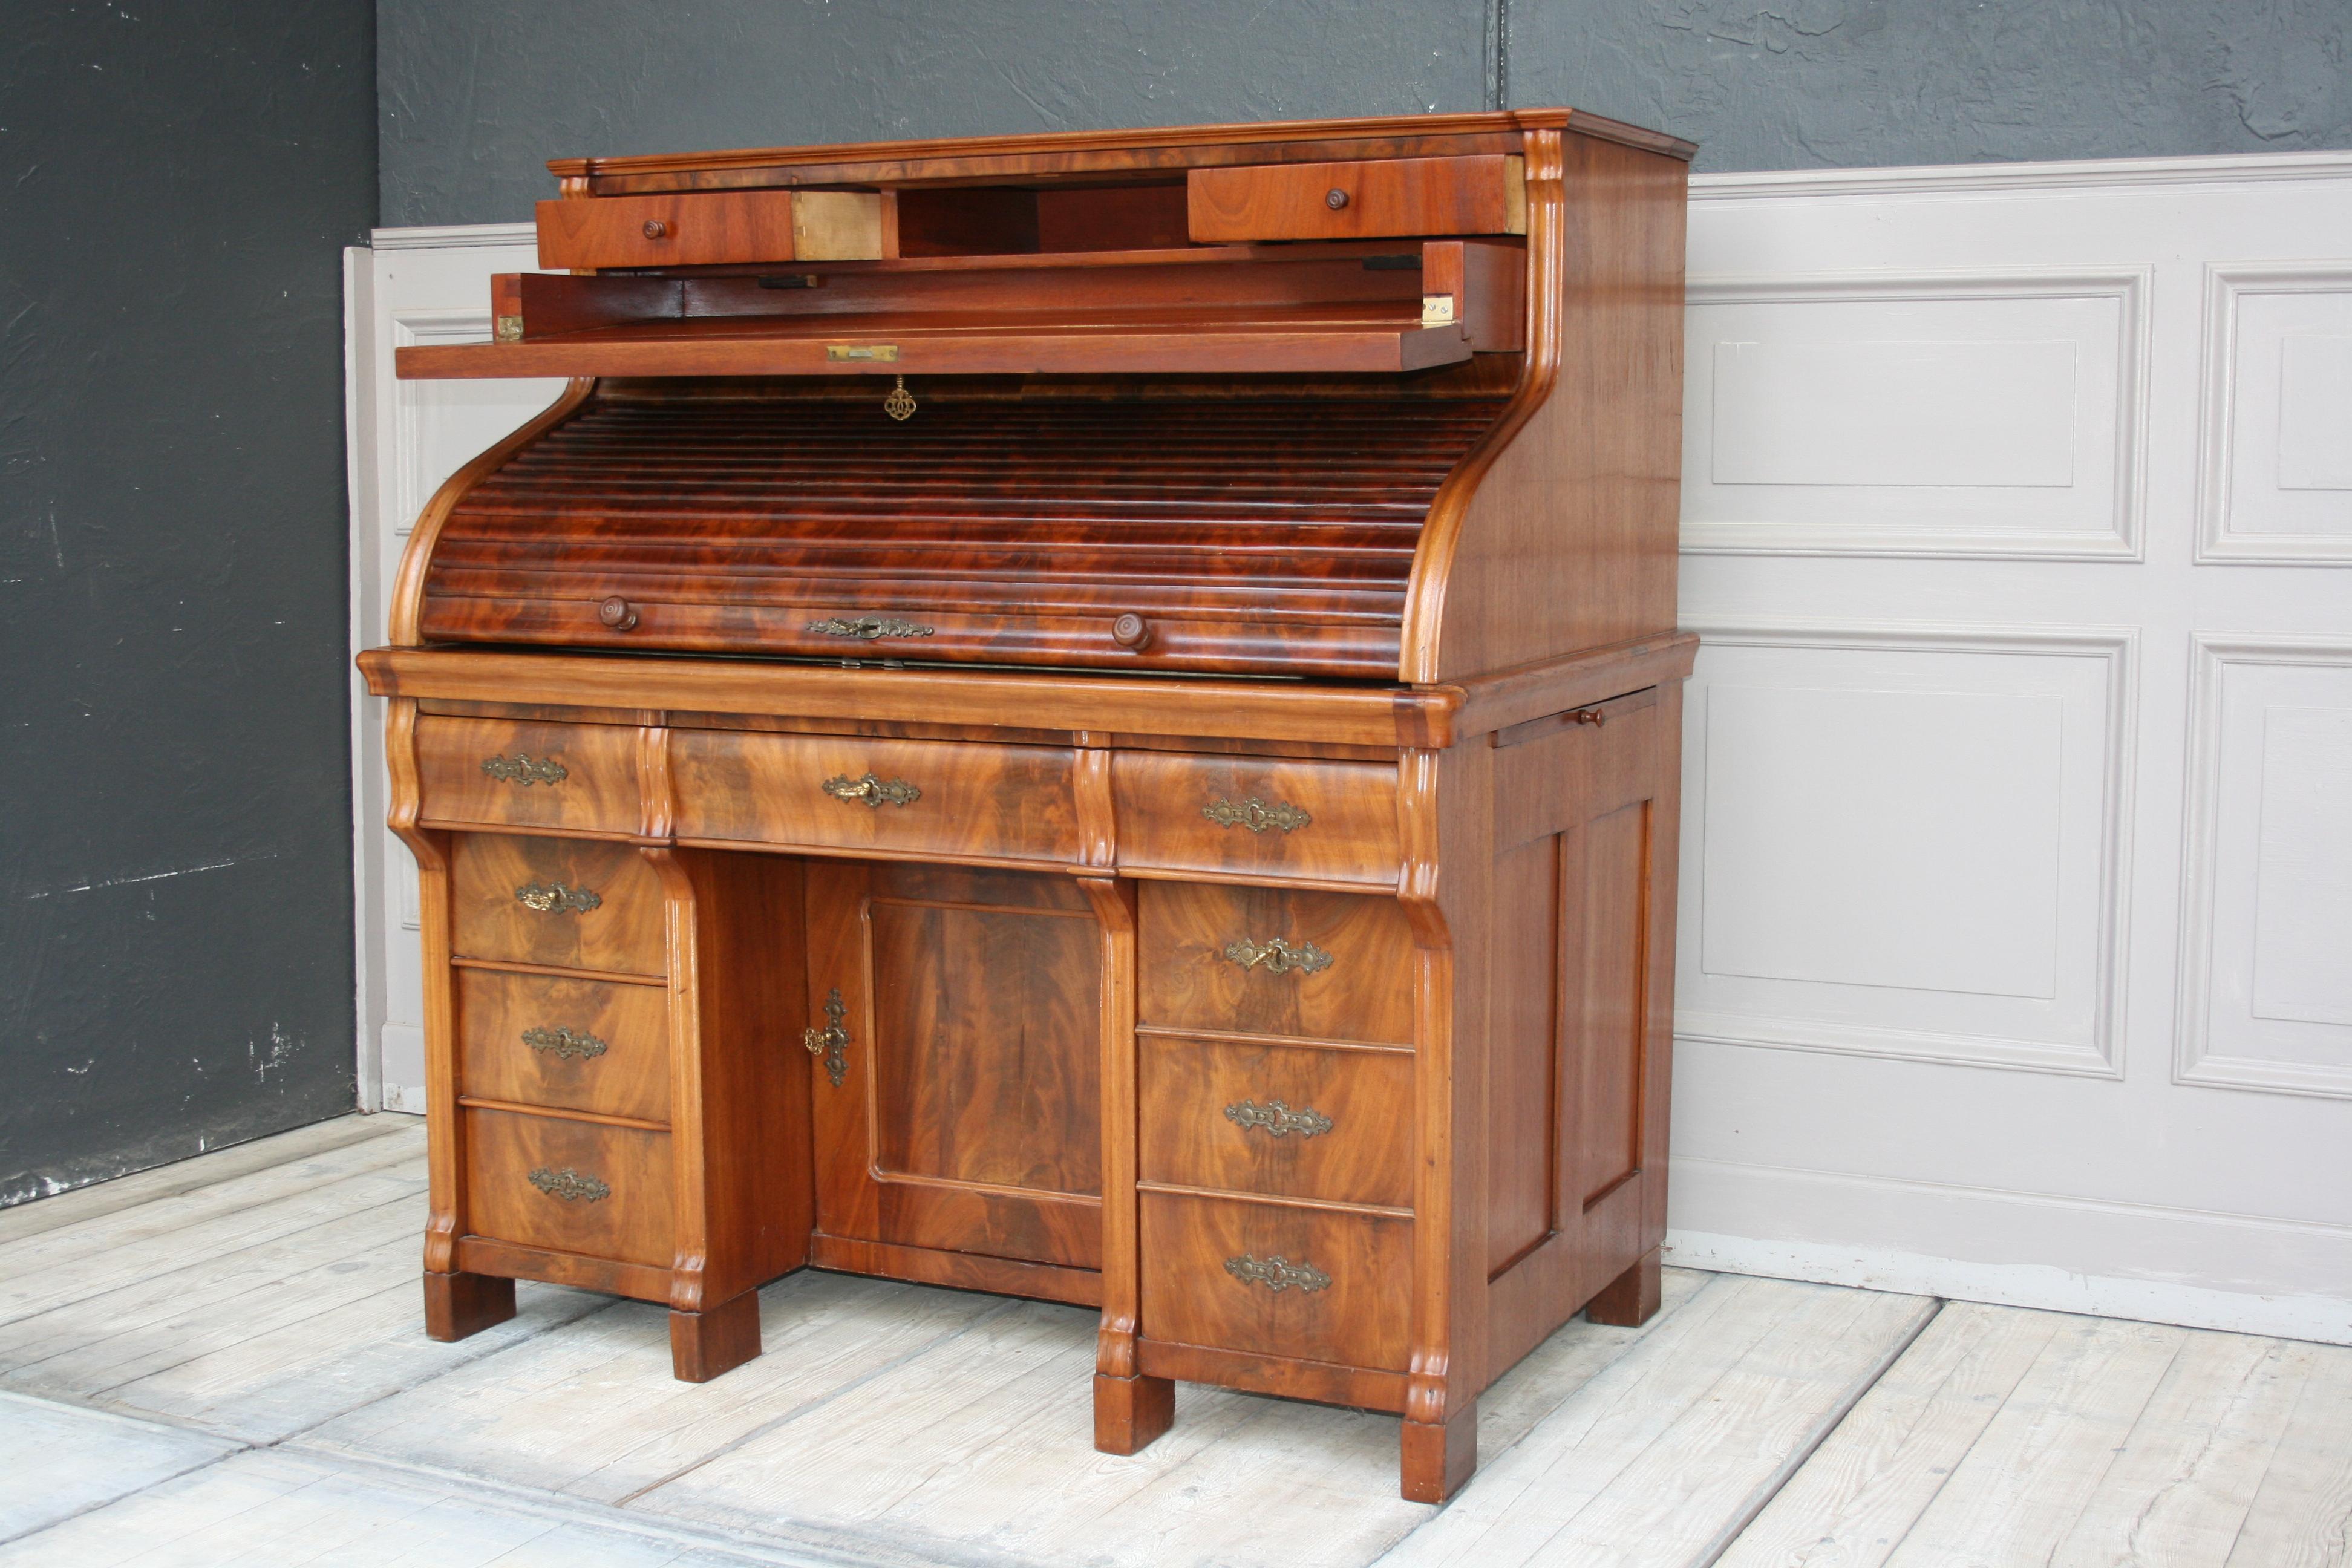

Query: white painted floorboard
[1,1118,2347,1568]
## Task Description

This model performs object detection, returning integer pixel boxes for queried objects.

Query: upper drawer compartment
[669,731,1082,865]
[1187,155,1526,243]
[449,834,667,977]
[1115,753,1399,888]
[416,717,641,836]
[1138,883,1416,1047]
[535,190,884,269]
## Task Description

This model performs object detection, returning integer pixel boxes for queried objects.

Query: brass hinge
[1420,294,1457,328]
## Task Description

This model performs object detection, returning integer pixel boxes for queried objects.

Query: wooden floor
[2,1118,2345,1567]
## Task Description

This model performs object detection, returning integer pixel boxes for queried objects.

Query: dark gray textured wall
[380,0,1494,226]
[1,2,376,1203]
[381,0,2349,226]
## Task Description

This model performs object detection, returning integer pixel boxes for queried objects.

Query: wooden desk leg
[422,1270,515,1341]
[1585,1246,1663,1327]
[1400,1401,1478,1503]
[1094,1371,1175,1455]
[670,1290,762,1382]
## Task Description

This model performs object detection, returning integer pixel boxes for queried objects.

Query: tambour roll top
[417,382,1511,679]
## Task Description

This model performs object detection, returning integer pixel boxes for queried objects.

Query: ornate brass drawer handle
[521,1025,607,1061]
[1223,936,1333,976]
[480,753,567,787]
[808,616,935,640]
[515,881,601,914]
[528,1166,610,1203]
[1203,796,1312,834]
[804,987,850,1086]
[1226,1253,1331,1293]
[823,772,921,808]
[1225,1098,1334,1139]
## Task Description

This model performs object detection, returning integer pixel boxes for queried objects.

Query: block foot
[1585,1245,1663,1327]
[1094,1372,1176,1455]
[422,1270,515,1342]
[1400,1402,1477,1503]
[670,1290,762,1382]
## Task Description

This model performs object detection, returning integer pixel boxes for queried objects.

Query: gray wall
[381,0,2350,227]
[1,1,376,1203]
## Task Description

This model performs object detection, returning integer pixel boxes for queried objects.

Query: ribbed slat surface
[421,393,1506,678]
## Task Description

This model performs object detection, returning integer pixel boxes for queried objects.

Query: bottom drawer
[463,1107,673,1268]
[1139,1189,1408,1371]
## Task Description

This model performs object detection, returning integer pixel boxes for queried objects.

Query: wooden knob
[1570,707,1606,727]
[642,219,668,240]
[598,595,639,630]
[1111,613,1152,650]
[1325,188,1350,211]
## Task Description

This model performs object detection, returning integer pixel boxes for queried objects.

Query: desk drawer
[416,717,641,835]
[449,834,667,977]
[463,1107,673,1268]
[1139,1034,1412,1209]
[537,191,797,269]
[670,730,1082,864]
[1140,1189,1408,1372]
[457,969,671,1124]
[1138,883,1414,1047]
[1188,154,1526,243]
[1116,753,1398,887]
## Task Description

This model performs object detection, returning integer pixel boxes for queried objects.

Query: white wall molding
[369,221,540,251]
[2196,261,2352,566]
[1690,149,2352,203]
[1667,1155,2352,1344]
[1681,267,2149,560]
[2175,633,2352,1101]
[1676,618,2137,1078]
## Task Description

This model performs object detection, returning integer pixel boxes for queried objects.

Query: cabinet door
[802,860,1103,1276]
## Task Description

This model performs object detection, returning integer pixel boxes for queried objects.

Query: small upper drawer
[449,833,667,977]
[416,717,641,836]
[457,968,671,1124]
[1139,1033,1413,1209]
[463,1106,673,1269]
[1140,1189,1409,1372]
[535,191,883,269]
[1138,883,1416,1047]
[1187,155,1526,243]
[1115,753,1399,887]
[669,730,1082,866]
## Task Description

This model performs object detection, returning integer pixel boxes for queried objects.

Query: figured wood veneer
[416,716,642,836]
[448,834,667,976]
[455,968,672,1124]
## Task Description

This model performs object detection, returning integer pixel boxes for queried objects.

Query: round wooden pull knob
[598,595,640,630]
[1325,188,1350,211]
[1111,613,1153,650]
[642,219,669,240]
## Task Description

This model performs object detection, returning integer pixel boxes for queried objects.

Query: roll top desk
[362,109,1695,1502]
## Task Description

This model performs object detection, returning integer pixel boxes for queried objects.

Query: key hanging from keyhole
[883,374,917,421]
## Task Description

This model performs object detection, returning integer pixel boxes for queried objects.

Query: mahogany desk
[362,109,1694,1501]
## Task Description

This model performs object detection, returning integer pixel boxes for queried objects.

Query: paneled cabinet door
[801,860,1105,1275]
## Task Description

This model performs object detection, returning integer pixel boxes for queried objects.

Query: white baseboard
[1666,1157,2352,1346]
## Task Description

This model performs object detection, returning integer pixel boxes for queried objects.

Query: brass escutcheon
[1223,936,1333,976]
[803,987,850,1086]
[528,1166,609,1202]
[1203,796,1311,834]
[806,616,935,640]
[515,881,601,915]
[1224,1098,1334,1139]
[481,753,567,787]
[521,1025,607,1061]
[823,772,921,808]
[1225,1253,1331,1293]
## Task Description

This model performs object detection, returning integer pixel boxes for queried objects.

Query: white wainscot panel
[1677,623,2133,1076]
[2177,637,2352,1097]
[1681,270,2148,560]
[2198,263,2352,563]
